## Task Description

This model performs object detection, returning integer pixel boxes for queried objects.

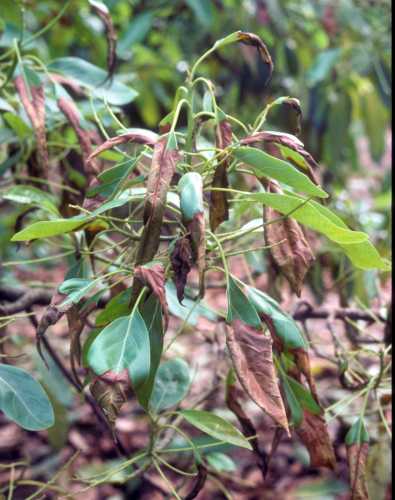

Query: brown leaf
[210,120,232,231]
[237,31,273,80]
[66,305,85,389]
[87,130,158,166]
[90,378,126,427]
[264,181,314,296]
[188,212,206,298]
[130,138,180,304]
[295,410,336,469]
[293,348,319,403]
[90,0,117,81]
[171,235,193,303]
[14,75,49,181]
[134,263,169,330]
[226,320,289,434]
[57,97,99,178]
[226,381,268,479]
[347,443,370,499]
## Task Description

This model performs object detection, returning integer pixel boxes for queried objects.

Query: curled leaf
[90,0,117,81]
[264,181,315,296]
[236,31,273,80]
[134,262,169,330]
[57,96,99,177]
[90,378,126,427]
[226,320,289,434]
[87,130,158,166]
[295,410,336,469]
[170,235,193,303]
[210,120,232,231]
[14,73,49,182]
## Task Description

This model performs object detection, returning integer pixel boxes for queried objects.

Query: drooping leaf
[281,374,303,427]
[346,420,370,500]
[180,409,252,450]
[233,146,327,198]
[295,410,336,469]
[285,376,322,415]
[149,358,191,413]
[226,320,289,433]
[87,309,150,390]
[89,0,117,80]
[170,235,193,304]
[226,277,261,328]
[210,120,232,231]
[48,57,138,105]
[0,364,54,431]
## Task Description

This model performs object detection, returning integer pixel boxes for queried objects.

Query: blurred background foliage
[0,0,391,300]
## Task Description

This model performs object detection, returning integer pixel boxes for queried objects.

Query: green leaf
[286,376,322,415]
[88,158,138,198]
[11,216,87,241]
[95,289,132,327]
[345,417,369,445]
[149,358,191,413]
[206,452,236,472]
[244,192,368,244]
[186,0,214,28]
[2,185,59,216]
[247,286,307,350]
[227,276,261,328]
[87,309,150,389]
[0,364,54,431]
[117,12,154,58]
[180,410,252,450]
[165,281,217,325]
[58,278,99,306]
[137,295,164,408]
[48,57,138,105]
[306,48,342,87]
[3,112,31,139]
[281,375,303,427]
[178,172,204,221]
[233,146,327,198]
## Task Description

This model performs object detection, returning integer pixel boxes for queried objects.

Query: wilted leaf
[89,0,117,80]
[226,320,289,433]
[90,378,126,427]
[134,262,169,330]
[181,409,252,450]
[188,212,206,298]
[236,31,273,80]
[210,120,232,231]
[295,410,336,469]
[264,181,314,296]
[171,235,193,303]
[346,418,370,500]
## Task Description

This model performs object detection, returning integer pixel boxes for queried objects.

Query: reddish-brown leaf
[188,212,206,298]
[90,0,117,80]
[14,75,49,181]
[347,443,370,500]
[87,130,158,166]
[210,120,232,231]
[134,263,169,330]
[237,31,273,80]
[295,410,336,469]
[171,236,193,303]
[264,181,315,296]
[226,320,289,434]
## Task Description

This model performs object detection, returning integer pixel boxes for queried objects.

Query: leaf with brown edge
[134,262,169,330]
[57,97,99,178]
[226,320,289,434]
[264,181,315,296]
[346,418,370,500]
[90,378,126,428]
[87,130,158,166]
[188,212,206,298]
[236,31,273,80]
[171,235,193,304]
[295,410,336,469]
[14,74,49,183]
[89,0,117,81]
[210,119,232,231]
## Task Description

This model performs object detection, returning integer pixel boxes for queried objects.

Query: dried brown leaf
[134,263,169,330]
[90,378,126,427]
[295,410,336,469]
[14,75,49,181]
[226,320,289,434]
[171,236,193,303]
[188,212,206,298]
[347,443,370,500]
[87,130,158,166]
[237,31,273,80]
[90,0,117,81]
[210,120,232,231]
[264,181,314,296]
